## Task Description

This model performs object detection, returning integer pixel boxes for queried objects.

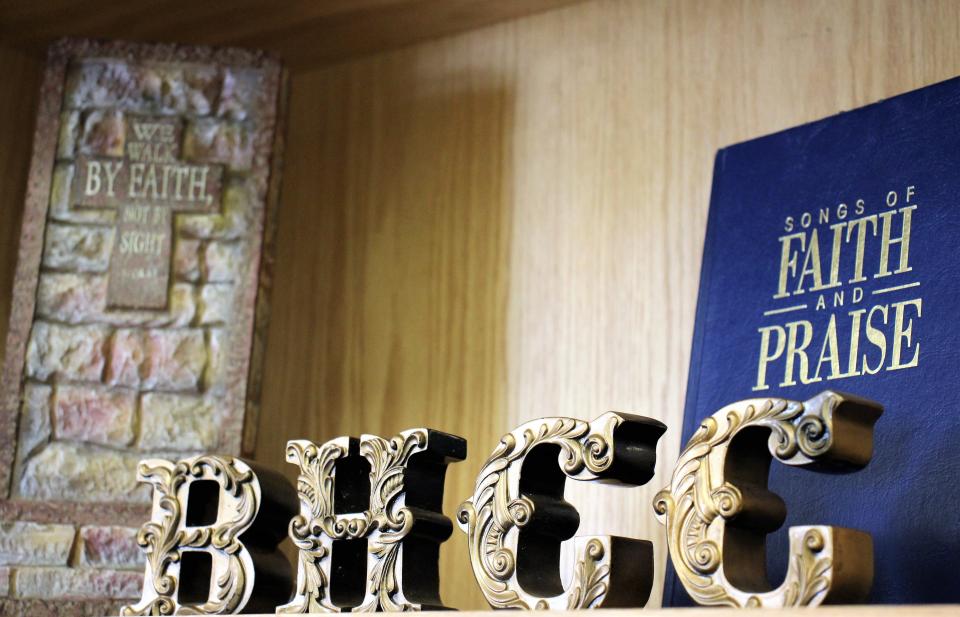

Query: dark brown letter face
[458,412,666,609]
[121,455,297,615]
[278,429,466,612]
[654,390,882,608]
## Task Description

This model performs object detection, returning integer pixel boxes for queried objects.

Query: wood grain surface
[254,1,960,608]
[0,0,584,68]
[0,46,41,366]
[1,0,960,610]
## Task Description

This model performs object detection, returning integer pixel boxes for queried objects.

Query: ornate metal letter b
[122,455,297,615]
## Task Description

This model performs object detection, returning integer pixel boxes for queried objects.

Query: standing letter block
[458,413,666,609]
[278,429,466,612]
[654,391,882,607]
[121,455,297,615]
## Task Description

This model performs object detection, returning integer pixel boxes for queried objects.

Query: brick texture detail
[138,393,218,451]
[0,523,75,567]
[13,567,143,600]
[0,598,126,616]
[15,443,150,503]
[53,385,135,446]
[78,526,142,570]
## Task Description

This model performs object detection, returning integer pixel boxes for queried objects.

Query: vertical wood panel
[0,0,957,611]
[0,46,42,363]
[260,0,960,609]
[257,46,516,610]
[0,0,584,69]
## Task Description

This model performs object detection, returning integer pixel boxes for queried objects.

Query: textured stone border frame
[0,37,286,519]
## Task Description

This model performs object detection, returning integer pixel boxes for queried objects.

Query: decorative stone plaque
[0,39,285,613]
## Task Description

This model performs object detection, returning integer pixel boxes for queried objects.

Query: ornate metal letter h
[122,455,298,615]
[278,428,466,612]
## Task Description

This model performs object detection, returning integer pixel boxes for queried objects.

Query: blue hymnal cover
[665,77,960,605]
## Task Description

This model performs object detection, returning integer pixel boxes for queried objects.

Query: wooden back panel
[1,0,959,609]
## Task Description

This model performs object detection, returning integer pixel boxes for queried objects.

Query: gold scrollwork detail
[459,412,665,610]
[121,456,266,616]
[653,391,881,608]
[279,429,464,613]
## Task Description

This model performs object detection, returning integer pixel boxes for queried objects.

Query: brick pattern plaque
[0,39,284,613]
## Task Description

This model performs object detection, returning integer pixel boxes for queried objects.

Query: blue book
[665,77,960,605]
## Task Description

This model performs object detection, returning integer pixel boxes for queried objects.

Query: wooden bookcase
[0,0,958,613]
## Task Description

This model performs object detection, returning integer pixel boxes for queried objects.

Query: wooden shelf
[3,0,960,613]
[0,0,585,68]
[204,608,960,617]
